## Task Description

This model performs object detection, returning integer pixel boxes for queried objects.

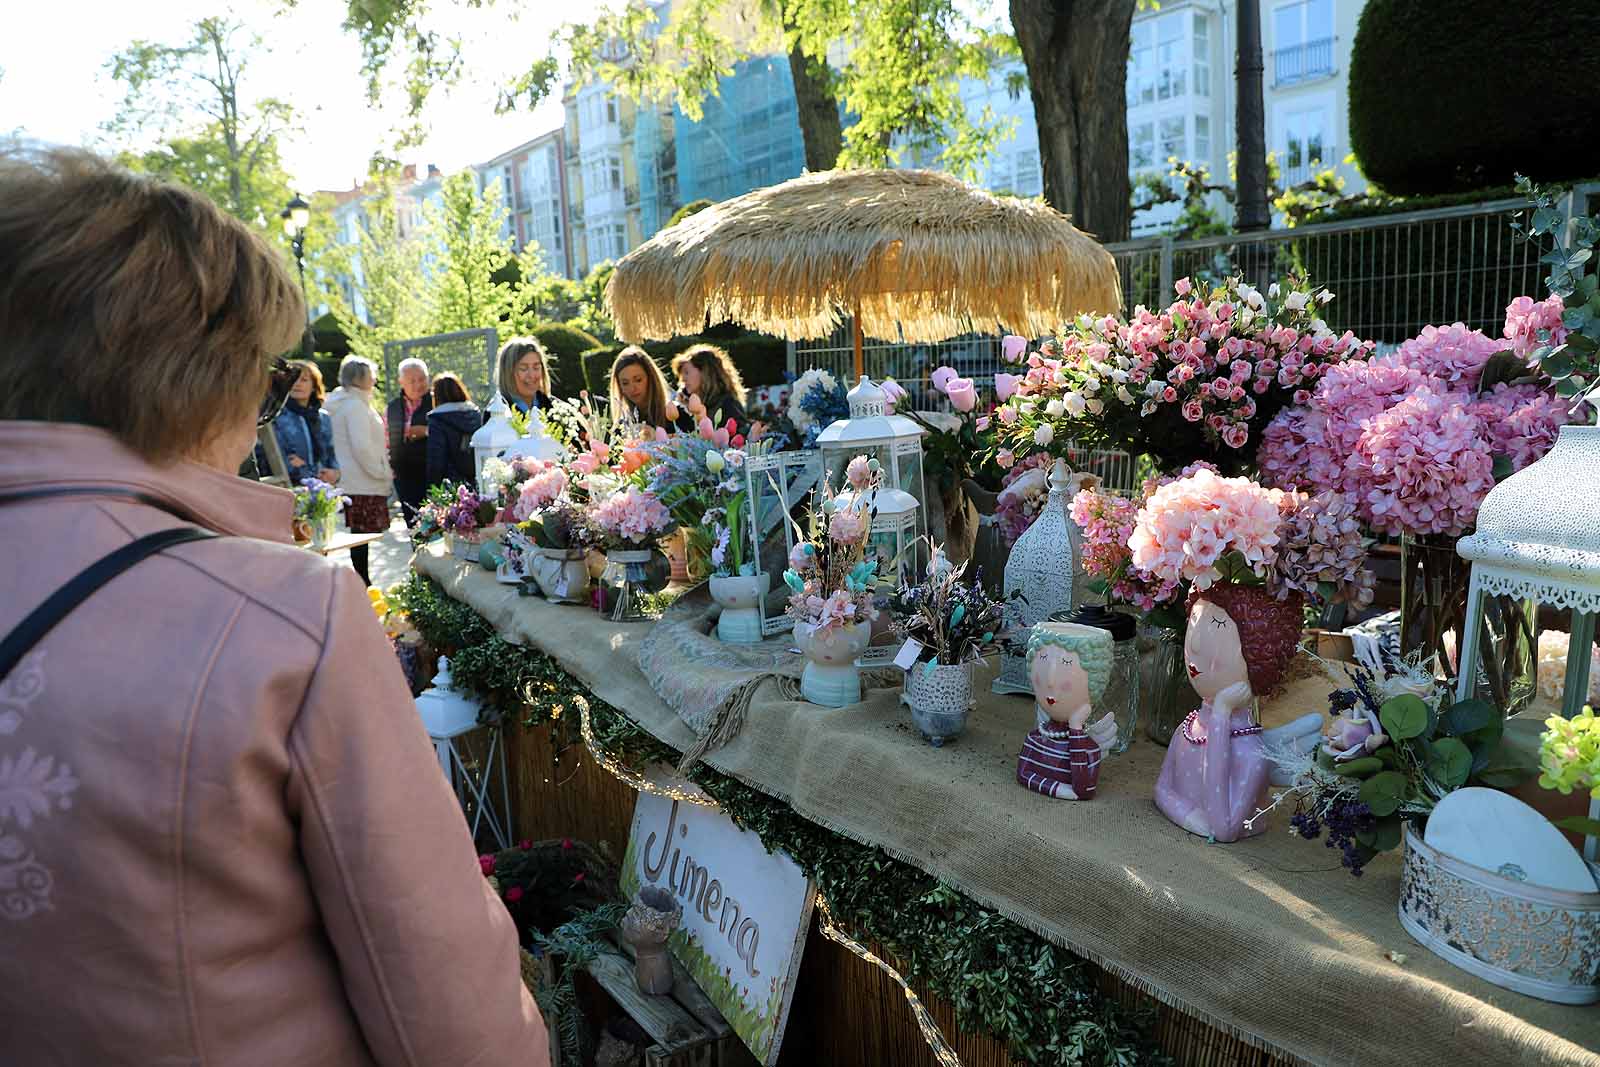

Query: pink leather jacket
[0,422,547,1066]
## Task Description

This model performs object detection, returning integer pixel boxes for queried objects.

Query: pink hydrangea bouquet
[589,486,675,549]
[781,455,882,634]
[509,462,570,522]
[1259,301,1582,538]
[986,275,1372,473]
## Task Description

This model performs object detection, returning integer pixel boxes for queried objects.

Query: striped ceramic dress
[1016,723,1102,800]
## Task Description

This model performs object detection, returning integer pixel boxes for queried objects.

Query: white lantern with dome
[470,394,521,494]
[815,375,928,573]
[743,448,824,635]
[1456,424,1600,858]
[501,407,567,465]
[831,483,920,592]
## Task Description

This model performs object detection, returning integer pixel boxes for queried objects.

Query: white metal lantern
[744,448,824,635]
[815,376,928,566]
[501,407,567,464]
[1457,424,1600,857]
[471,394,521,493]
[414,657,511,850]
[992,459,1088,696]
[833,484,919,592]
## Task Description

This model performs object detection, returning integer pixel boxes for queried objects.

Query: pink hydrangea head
[1394,322,1500,386]
[1504,293,1570,361]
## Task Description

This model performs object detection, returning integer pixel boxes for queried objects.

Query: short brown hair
[670,343,746,409]
[432,372,470,406]
[0,146,304,460]
[289,359,326,403]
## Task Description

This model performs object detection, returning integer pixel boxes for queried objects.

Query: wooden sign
[622,779,815,1066]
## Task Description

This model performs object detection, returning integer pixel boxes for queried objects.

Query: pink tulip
[930,366,958,392]
[1000,335,1028,364]
[946,376,978,412]
[1174,277,1192,296]
[994,372,1022,402]
[975,416,991,431]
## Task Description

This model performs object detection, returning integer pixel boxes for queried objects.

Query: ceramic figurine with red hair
[1153,582,1322,841]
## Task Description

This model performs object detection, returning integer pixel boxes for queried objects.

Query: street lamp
[281,194,313,358]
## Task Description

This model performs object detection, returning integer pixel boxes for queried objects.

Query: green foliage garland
[395,574,1167,1066]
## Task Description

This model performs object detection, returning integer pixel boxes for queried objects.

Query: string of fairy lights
[575,695,964,1067]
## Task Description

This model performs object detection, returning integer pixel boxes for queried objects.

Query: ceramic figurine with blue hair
[1016,621,1119,800]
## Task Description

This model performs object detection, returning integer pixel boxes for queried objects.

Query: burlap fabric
[416,546,1600,1067]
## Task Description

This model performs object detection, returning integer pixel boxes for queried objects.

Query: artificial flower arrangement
[786,368,848,447]
[590,486,676,551]
[986,276,1372,474]
[782,455,884,636]
[1258,301,1581,537]
[902,365,1016,506]
[1072,464,1374,632]
[292,476,350,539]
[888,548,1006,669]
[642,416,760,576]
[1260,648,1534,876]
[1538,707,1600,841]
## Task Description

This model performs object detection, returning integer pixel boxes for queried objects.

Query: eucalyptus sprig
[1509,175,1600,417]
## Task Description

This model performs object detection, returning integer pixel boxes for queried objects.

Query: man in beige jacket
[0,146,548,1065]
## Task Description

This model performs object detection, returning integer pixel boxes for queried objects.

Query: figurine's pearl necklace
[1180,710,1263,746]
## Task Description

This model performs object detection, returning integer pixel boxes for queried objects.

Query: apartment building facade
[1127,0,1367,233]
[476,128,574,279]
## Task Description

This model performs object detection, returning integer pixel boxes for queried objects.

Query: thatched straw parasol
[606,168,1122,375]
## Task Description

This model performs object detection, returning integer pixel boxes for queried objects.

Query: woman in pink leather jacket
[0,146,548,1065]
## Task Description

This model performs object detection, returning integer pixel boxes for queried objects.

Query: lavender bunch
[889,550,1007,666]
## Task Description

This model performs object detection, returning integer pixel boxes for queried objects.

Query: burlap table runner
[416,546,1600,1067]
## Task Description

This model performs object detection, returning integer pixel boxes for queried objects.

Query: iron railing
[1273,37,1335,86]
[384,327,499,410]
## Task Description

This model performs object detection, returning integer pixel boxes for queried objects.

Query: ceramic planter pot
[793,621,870,707]
[902,660,974,746]
[533,547,591,604]
[621,886,683,996]
[663,527,690,583]
[1398,824,1600,1004]
[710,572,770,644]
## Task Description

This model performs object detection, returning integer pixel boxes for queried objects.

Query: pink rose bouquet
[986,275,1370,473]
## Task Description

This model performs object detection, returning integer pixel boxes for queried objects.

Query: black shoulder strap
[0,526,218,680]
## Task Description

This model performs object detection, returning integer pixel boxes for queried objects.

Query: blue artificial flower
[783,569,806,593]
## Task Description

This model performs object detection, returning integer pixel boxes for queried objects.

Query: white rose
[1116,385,1135,404]
[1083,377,1101,395]
[1033,424,1055,446]
[1283,291,1310,312]
[1086,397,1104,414]
[1317,289,1335,304]
[1310,317,1329,336]
[1046,398,1066,417]
[1268,282,1281,298]
[1063,392,1088,416]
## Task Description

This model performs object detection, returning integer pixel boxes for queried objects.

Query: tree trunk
[1011,0,1136,244]
[786,42,842,171]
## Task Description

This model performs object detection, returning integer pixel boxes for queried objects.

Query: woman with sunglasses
[0,147,548,1064]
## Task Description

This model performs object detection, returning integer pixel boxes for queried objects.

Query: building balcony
[1273,38,1335,87]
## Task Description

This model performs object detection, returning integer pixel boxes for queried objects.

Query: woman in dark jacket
[386,357,433,525]
[425,373,482,489]
[669,343,748,436]
[273,360,339,486]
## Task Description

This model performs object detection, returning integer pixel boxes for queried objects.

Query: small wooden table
[300,531,387,557]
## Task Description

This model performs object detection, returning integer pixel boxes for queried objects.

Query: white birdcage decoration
[744,448,825,635]
[816,376,928,574]
[992,459,1088,696]
[470,394,521,493]
[1457,424,1600,858]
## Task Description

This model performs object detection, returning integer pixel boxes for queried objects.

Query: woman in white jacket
[323,355,392,584]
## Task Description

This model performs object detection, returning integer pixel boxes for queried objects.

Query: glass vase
[1399,533,1536,713]
[1140,621,1200,745]
[602,549,657,622]
[309,513,337,550]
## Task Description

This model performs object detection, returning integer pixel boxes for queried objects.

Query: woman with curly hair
[670,342,747,434]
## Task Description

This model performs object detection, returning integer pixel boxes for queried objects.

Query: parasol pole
[852,299,864,379]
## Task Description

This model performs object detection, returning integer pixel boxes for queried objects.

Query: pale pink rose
[997,405,1020,426]
[930,366,958,392]
[996,448,1016,469]
[1174,277,1192,296]
[945,376,978,412]
[845,455,873,491]
[976,416,991,431]
[1001,335,1028,363]
[1181,399,1204,422]
[829,506,867,545]
[994,372,1022,402]
[881,377,909,413]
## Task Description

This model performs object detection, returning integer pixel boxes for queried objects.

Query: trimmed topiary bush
[530,322,601,395]
[1349,0,1600,195]
[666,198,714,228]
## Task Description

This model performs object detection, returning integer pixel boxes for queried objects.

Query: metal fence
[383,328,499,409]
[1106,184,1600,345]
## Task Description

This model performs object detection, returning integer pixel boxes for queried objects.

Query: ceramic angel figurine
[1016,622,1119,800]
[1154,583,1322,842]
